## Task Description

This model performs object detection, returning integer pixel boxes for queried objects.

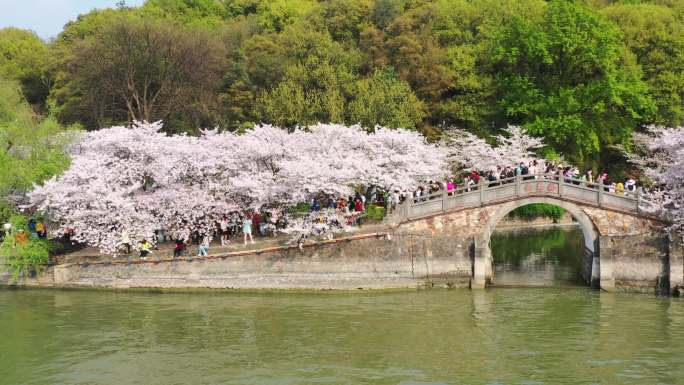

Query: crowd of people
[384,160,644,212]
[119,210,289,260]
[311,191,376,226]
[116,189,389,259]
[0,217,48,246]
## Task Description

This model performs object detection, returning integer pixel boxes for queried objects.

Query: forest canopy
[2,0,684,172]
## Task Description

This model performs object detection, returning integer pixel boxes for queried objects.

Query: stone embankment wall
[33,232,474,290]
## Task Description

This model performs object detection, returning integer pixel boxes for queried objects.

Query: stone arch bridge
[388,174,682,294]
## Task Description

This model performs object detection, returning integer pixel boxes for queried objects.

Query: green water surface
[491,226,586,287]
[1,227,683,385]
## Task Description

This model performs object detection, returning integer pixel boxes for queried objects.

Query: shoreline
[0,215,672,295]
[494,222,579,232]
[0,283,429,294]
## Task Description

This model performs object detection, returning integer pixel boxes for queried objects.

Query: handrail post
[635,187,640,213]
[442,185,447,212]
[479,178,485,206]
[515,174,521,197]
[559,175,563,198]
[598,182,603,208]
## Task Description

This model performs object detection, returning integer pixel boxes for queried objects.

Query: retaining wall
[36,232,474,290]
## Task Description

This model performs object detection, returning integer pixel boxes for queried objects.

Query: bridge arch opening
[476,197,599,288]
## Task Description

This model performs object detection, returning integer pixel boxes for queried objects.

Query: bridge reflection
[490,226,587,287]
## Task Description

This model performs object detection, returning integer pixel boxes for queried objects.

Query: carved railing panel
[399,173,650,221]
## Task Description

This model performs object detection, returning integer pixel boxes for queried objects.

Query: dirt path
[55,222,390,265]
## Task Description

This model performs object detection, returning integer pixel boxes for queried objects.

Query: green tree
[258,60,347,127]
[0,79,76,222]
[425,0,546,133]
[371,0,405,30]
[254,0,318,32]
[348,68,424,130]
[245,25,361,128]
[141,0,227,25]
[0,28,50,108]
[51,17,226,133]
[493,1,655,167]
[602,3,684,126]
[312,0,372,42]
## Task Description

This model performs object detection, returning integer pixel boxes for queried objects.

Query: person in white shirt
[528,160,538,179]
[625,178,636,191]
[120,229,131,254]
[391,191,400,212]
[219,216,230,246]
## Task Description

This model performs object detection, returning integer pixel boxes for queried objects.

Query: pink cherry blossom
[29,122,447,252]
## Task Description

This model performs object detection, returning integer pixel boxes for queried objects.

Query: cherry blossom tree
[628,125,684,233]
[442,129,498,171]
[280,208,346,246]
[494,125,545,166]
[442,125,545,172]
[29,122,238,253]
[28,122,447,252]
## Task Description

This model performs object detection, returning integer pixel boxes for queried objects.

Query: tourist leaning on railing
[400,159,645,206]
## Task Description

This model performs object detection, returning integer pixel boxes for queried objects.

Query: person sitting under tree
[197,235,210,257]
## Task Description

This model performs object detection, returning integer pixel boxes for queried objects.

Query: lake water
[1,227,683,385]
[491,226,586,287]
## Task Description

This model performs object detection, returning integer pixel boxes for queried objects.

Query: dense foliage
[4,0,684,171]
[509,204,567,222]
[0,79,76,223]
[0,79,74,278]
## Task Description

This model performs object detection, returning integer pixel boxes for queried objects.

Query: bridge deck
[399,174,654,221]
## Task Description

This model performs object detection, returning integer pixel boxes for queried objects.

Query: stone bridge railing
[396,173,655,221]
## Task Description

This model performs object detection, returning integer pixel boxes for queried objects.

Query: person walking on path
[243,213,255,245]
[121,229,131,254]
[138,239,153,260]
[219,216,230,246]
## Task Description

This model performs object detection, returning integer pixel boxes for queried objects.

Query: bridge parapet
[398,173,654,222]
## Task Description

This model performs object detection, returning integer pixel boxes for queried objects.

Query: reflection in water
[1,289,683,385]
[491,226,586,287]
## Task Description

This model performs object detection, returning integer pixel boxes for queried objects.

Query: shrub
[509,203,566,222]
[289,202,312,216]
[366,205,386,220]
[0,214,50,280]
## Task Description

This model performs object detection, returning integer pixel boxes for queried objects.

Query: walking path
[55,223,391,265]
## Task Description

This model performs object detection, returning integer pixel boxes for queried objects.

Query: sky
[0,0,145,40]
